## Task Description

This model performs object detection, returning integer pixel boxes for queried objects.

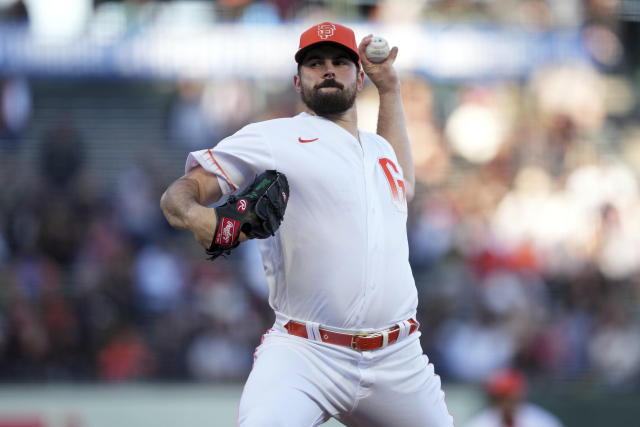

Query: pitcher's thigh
[238,342,329,427]
[340,355,454,427]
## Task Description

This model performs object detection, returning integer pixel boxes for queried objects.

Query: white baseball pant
[238,326,454,427]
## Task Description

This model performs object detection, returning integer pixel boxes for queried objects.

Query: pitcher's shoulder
[360,130,394,150]
[250,113,311,130]
[248,114,318,143]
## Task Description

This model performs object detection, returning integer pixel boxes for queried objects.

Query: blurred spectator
[267,0,297,21]
[0,0,28,22]
[216,0,280,23]
[39,122,85,189]
[0,76,31,148]
[530,63,606,133]
[201,79,265,138]
[98,324,155,381]
[167,78,264,147]
[585,0,620,26]
[408,190,456,268]
[370,0,428,23]
[239,1,280,24]
[445,87,509,165]
[588,291,640,390]
[4,296,50,379]
[465,369,564,427]
[35,122,93,265]
[114,158,167,243]
[186,329,252,381]
[435,299,517,383]
[402,75,450,186]
[167,79,215,150]
[133,244,185,314]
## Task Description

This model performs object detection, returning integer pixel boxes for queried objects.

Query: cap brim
[295,41,360,66]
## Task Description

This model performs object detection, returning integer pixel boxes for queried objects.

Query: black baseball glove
[206,170,289,260]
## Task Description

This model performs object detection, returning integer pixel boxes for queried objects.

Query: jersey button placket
[356,134,370,324]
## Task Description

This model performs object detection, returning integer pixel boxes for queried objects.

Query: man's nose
[323,61,336,78]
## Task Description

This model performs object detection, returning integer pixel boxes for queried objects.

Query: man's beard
[300,78,357,116]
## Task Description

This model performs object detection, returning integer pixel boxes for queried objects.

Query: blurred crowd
[0,0,631,38]
[1,0,640,399]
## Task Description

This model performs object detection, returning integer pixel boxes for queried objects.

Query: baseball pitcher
[160,21,454,427]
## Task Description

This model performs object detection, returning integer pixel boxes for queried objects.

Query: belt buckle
[350,333,369,350]
[350,332,380,351]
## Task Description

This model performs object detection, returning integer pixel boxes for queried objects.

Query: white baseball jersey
[186,112,418,331]
[186,111,453,427]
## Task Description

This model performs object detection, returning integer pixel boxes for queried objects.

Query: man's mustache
[315,79,344,90]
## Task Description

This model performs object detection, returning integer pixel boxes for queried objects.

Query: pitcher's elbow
[159,191,176,226]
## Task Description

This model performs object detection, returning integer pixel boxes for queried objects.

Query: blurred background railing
[1,0,640,426]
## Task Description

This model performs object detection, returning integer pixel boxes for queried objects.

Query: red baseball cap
[295,22,360,67]
[485,369,527,399]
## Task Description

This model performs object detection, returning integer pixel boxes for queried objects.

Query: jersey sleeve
[373,132,405,176]
[185,123,274,196]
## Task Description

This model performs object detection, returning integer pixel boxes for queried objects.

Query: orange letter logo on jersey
[317,23,336,40]
[379,158,406,205]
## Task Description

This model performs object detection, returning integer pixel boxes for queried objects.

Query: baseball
[365,36,390,63]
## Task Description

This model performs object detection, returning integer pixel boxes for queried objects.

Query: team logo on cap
[318,23,336,39]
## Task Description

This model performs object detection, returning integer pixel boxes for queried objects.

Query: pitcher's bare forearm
[377,86,415,201]
[358,36,415,201]
[161,177,201,229]
[160,168,223,248]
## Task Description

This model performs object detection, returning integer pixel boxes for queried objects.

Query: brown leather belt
[284,318,419,351]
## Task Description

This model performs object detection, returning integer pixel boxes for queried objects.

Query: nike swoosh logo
[298,137,319,143]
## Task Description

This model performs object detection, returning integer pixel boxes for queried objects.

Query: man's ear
[356,69,365,92]
[293,74,302,93]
